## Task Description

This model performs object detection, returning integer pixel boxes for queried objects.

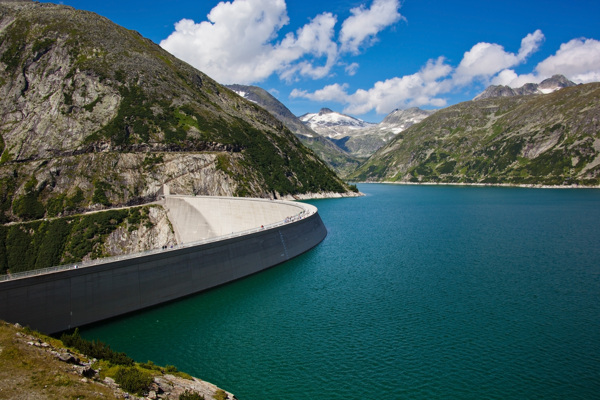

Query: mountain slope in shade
[474,75,576,100]
[226,85,362,177]
[351,82,600,187]
[0,1,354,223]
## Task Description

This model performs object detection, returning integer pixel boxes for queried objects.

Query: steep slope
[351,82,600,186]
[226,84,362,176]
[0,1,352,223]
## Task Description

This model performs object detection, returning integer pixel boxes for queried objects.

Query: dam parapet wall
[0,197,326,333]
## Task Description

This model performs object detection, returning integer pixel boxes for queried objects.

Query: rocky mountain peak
[318,108,334,115]
[538,74,576,93]
[474,74,576,100]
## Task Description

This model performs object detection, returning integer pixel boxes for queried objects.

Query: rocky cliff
[351,82,600,186]
[0,1,352,224]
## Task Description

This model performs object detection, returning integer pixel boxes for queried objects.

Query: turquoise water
[81,184,600,399]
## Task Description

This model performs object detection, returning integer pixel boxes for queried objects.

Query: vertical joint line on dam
[279,230,289,259]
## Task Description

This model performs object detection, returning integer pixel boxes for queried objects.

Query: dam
[0,196,327,334]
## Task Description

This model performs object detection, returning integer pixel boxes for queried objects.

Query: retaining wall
[0,198,327,334]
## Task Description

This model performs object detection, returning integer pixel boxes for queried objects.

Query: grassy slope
[351,83,600,186]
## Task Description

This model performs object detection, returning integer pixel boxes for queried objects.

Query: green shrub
[139,360,162,372]
[213,389,227,400]
[113,366,153,396]
[180,390,204,400]
[164,365,179,373]
[13,177,46,221]
[60,329,134,366]
[92,181,111,206]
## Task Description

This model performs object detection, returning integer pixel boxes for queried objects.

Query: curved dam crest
[0,196,327,334]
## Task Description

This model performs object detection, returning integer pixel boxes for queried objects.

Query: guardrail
[0,201,316,283]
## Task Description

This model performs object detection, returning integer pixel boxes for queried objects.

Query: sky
[46,0,600,122]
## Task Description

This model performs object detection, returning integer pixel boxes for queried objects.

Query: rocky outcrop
[3,321,235,400]
[103,205,177,256]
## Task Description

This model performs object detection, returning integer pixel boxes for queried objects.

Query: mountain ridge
[225,84,362,176]
[474,74,576,100]
[0,1,355,223]
[299,107,433,158]
[351,82,600,186]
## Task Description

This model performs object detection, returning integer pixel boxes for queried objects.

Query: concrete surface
[0,197,327,334]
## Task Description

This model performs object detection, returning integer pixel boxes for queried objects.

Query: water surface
[82,184,600,399]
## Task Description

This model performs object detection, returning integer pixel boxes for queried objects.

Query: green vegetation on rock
[0,0,352,226]
[351,83,600,186]
[0,206,153,274]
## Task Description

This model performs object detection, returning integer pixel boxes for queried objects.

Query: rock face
[474,75,576,100]
[226,84,362,177]
[351,82,600,186]
[0,1,351,223]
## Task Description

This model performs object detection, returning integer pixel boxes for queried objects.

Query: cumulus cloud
[490,69,540,87]
[291,56,452,114]
[339,0,403,54]
[294,30,600,116]
[453,29,544,86]
[160,0,290,84]
[535,38,600,83]
[160,0,402,84]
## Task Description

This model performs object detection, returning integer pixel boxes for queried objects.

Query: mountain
[351,82,600,186]
[0,1,354,223]
[380,107,435,128]
[474,75,576,100]
[300,107,433,158]
[225,84,362,177]
[300,108,375,139]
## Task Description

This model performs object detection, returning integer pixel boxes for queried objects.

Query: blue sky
[47,0,600,122]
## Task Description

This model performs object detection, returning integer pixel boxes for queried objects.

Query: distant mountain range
[226,85,362,176]
[474,75,576,100]
[227,75,598,187]
[350,81,600,186]
[225,88,435,175]
[299,108,433,158]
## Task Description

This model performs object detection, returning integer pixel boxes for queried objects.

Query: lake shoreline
[359,181,600,189]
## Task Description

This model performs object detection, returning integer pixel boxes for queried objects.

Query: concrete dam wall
[0,197,327,334]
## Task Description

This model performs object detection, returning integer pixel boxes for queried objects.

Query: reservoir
[81,184,600,399]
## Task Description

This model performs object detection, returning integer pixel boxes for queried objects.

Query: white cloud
[453,30,544,86]
[518,30,545,60]
[345,62,360,76]
[291,31,561,115]
[535,38,600,83]
[160,0,290,84]
[491,69,540,87]
[160,0,402,84]
[291,56,452,114]
[339,0,403,54]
